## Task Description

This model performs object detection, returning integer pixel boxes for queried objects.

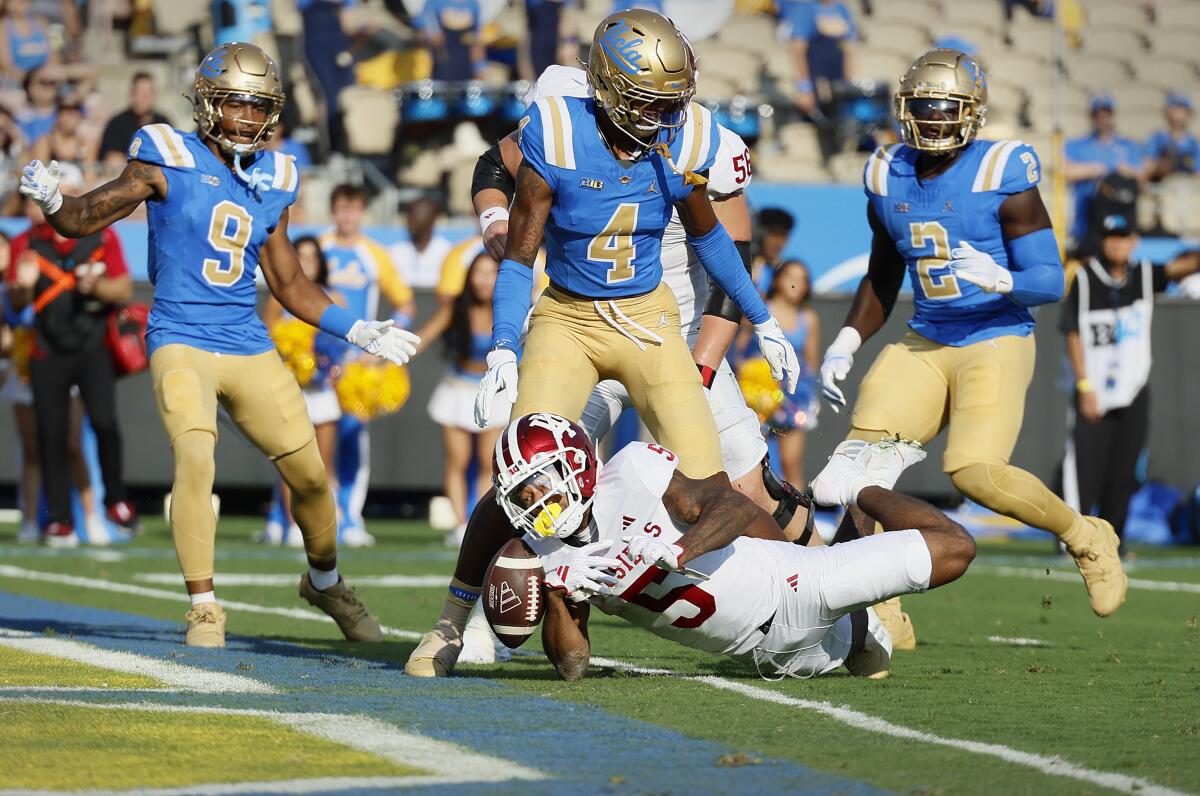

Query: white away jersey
[526,443,781,657]
[523,66,752,341]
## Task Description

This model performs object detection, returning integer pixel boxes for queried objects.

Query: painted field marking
[0,697,545,793]
[986,636,1052,647]
[0,628,275,693]
[132,573,447,588]
[0,565,1187,796]
[976,565,1200,594]
[0,565,422,641]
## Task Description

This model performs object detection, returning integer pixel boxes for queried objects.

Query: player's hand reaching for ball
[544,540,621,602]
[623,535,686,573]
[347,319,420,366]
[474,348,518,428]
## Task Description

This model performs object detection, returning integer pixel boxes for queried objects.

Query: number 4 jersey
[129,123,301,355]
[865,138,1043,347]
[526,442,782,657]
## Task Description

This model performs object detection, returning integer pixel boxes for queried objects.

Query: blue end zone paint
[0,592,887,796]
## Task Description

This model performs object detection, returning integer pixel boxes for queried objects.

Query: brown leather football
[483,537,546,648]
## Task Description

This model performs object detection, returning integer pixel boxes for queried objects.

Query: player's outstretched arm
[661,470,786,566]
[262,210,419,366]
[541,592,591,681]
[471,132,522,259]
[691,192,753,373]
[22,159,165,238]
[855,486,975,589]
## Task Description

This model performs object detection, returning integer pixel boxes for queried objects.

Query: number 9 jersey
[864,138,1043,347]
[129,123,301,356]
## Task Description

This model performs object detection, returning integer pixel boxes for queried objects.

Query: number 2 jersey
[864,138,1044,347]
[518,92,722,299]
[129,123,301,355]
[526,442,782,657]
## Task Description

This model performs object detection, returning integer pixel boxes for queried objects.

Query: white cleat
[859,437,927,492]
[341,526,377,548]
[16,520,40,544]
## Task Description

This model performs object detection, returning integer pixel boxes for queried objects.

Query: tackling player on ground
[18,42,418,647]
[496,413,975,681]
[818,48,1127,641]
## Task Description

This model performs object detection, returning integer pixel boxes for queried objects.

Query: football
[483,537,546,648]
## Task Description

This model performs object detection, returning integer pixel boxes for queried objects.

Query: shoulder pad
[972,139,1039,193]
[863,144,902,196]
[268,151,301,196]
[520,96,577,172]
[128,124,196,169]
[606,441,678,501]
[707,125,752,197]
[523,64,591,108]
[672,102,720,175]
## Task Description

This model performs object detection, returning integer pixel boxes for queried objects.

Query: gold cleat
[299,574,384,642]
[184,602,226,648]
[1062,516,1128,617]
[872,596,916,651]
[404,619,464,677]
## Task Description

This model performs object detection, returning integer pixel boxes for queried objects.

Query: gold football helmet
[585,9,697,150]
[894,48,988,153]
[191,42,284,155]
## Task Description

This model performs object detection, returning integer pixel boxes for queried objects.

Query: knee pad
[950,462,1045,517]
[276,438,328,496]
[173,430,216,483]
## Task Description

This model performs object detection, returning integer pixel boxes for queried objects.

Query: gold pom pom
[270,319,318,387]
[737,358,784,424]
[335,360,411,420]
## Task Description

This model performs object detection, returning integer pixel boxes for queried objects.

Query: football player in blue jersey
[473,9,800,484]
[818,49,1127,641]
[18,42,418,647]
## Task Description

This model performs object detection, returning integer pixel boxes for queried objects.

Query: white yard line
[0,628,275,693]
[0,697,545,792]
[132,573,447,588]
[0,687,176,693]
[0,565,421,641]
[986,636,1052,647]
[0,565,1188,796]
[975,565,1200,593]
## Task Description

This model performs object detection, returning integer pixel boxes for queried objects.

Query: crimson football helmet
[493,413,598,540]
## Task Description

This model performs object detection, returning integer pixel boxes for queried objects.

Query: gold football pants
[848,330,1078,536]
[512,283,723,479]
[150,344,337,581]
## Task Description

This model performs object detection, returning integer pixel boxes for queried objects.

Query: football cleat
[872,596,916,652]
[858,437,927,492]
[340,526,377,549]
[845,608,893,679]
[299,574,383,642]
[16,520,40,544]
[810,440,873,507]
[42,522,78,549]
[185,602,226,647]
[404,619,465,678]
[1061,516,1127,617]
[106,500,142,533]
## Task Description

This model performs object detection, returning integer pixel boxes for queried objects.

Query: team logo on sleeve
[128,137,141,159]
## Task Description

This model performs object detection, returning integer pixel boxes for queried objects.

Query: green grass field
[2,516,1198,795]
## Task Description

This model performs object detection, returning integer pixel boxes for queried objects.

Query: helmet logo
[199,53,224,79]
[600,19,645,75]
[528,413,577,446]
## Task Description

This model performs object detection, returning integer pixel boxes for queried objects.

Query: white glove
[20,159,63,214]
[474,348,518,428]
[622,534,685,573]
[947,241,1013,294]
[753,317,801,394]
[544,540,621,602]
[819,326,862,413]
[347,319,419,365]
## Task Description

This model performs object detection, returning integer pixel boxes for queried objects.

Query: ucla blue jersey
[129,124,301,355]
[865,138,1043,346]
[519,96,720,298]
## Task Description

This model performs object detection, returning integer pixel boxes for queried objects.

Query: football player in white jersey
[495,413,975,681]
[472,64,808,537]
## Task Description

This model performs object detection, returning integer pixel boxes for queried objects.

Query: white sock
[189,591,216,607]
[309,566,339,591]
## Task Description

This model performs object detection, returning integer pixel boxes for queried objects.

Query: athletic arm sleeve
[1005,227,1064,306]
[702,240,752,322]
[688,224,770,324]
[492,258,534,351]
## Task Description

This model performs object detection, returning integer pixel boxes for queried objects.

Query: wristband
[1076,378,1094,393]
[828,326,862,358]
[319,303,358,340]
[697,363,717,389]
[479,206,509,236]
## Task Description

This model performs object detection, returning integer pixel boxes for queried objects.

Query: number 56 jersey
[129,124,301,356]
[527,442,782,657]
[864,138,1044,347]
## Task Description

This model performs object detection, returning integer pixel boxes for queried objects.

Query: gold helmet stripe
[145,123,194,168]
[972,139,1023,193]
